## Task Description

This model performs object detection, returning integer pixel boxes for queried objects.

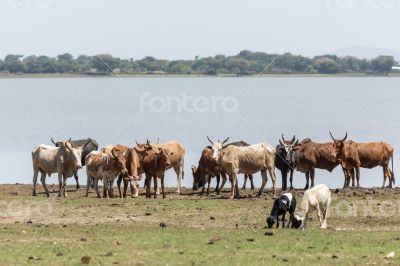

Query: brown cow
[295,138,350,189]
[192,147,228,194]
[330,132,395,188]
[117,148,143,198]
[141,147,172,198]
[136,140,185,194]
[85,149,129,198]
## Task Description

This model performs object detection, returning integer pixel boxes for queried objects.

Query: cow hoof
[32,191,36,196]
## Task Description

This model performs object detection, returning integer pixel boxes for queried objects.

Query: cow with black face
[275,134,298,191]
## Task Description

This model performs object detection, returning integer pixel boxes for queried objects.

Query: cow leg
[310,169,315,188]
[40,172,49,197]
[289,169,294,190]
[153,177,158,199]
[207,174,212,194]
[230,173,238,199]
[145,175,151,198]
[215,174,220,193]
[32,168,39,196]
[174,164,183,194]
[128,180,134,198]
[117,175,122,198]
[74,172,80,191]
[242,175,247,190]
[281,170,287,191]
[257,170,268,197]
[249,174,255,190]
[354,166,360,188]
[94,180,101,198]
[268,168,277,198]
[62,176,68,197]
[218,173,227,194]
[161,175,166,199]
[281,213,286,229]
[109,179,114,198]
[85,172,91,197]
[57,172,63,197]
[304,172,309,190]
[103,177,108,198]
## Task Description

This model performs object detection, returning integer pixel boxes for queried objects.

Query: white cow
[32,141,87,197]
[208,137,277,199]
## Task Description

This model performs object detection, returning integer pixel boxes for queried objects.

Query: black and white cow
[266,192,296,228]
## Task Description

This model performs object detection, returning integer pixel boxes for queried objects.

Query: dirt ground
[1,184,400,231]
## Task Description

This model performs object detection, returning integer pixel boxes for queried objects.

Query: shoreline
[1,73,400,79]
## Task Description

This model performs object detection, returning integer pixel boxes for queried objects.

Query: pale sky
[1,0,400,59]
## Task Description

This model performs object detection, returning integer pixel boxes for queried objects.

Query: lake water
[1,76,399,190]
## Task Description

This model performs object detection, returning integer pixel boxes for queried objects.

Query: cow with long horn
[208,136,276,199]
[276,134,298,190]
[330,132,395,188]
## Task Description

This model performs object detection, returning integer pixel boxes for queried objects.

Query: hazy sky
[1,0,399,59]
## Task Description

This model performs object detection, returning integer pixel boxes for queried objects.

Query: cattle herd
[30,133,395,229]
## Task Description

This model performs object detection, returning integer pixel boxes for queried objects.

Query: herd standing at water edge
[31,133,395,229]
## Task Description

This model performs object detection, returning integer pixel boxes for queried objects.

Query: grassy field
[1,185,400,265]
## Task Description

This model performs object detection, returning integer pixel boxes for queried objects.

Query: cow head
[52,138,72,148]
[329,131,348,159]
[292,214,305,229]
[64,141,84,170]
[109,149,129,176]
[191,165,204,190]
[207,136,229,162]
[278,134,299,162]
[135,140,161,155]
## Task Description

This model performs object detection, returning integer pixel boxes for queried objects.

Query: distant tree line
[0,51,397,76]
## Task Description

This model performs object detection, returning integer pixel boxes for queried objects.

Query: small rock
[115,241,121,246]
[272,254,276,258]
[105,252,113,257]
[332,255,339,259]
[26,220,32,224]
[384,251,395,259]
[22,230,26,234]
[264,231,274,236]
[210,216,215,220]
[80,237,87,242]
[145,212,152,216]
[62,224,67,228]
[56,252,63,256]
[178,251,184,254]
[81,256,91,264]
[159,222,166,228]
[246,238,255,242]
[235,223,239,228]
[282,257,288,262]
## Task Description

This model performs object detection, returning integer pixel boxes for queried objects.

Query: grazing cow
[292,184,331,229]
[32,141,89,197]
[136,140,185,194]
[208,137,277,199]
[192,147,227,194]
[295,138,350,189]
[141,147,172,198]
[51,138,98,190]
[85,149,129,198]
[330,132,395,188]
[266,192,297,228]
[276,135,298,190]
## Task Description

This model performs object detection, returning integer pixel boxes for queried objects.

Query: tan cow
[32,141,89,197]
[135,140,185,194]
[208,137,277,199]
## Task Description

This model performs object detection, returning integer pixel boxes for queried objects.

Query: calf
[292,184,331,229]
[85,150,129,198]
[266,192,296,228]
[141,147,172,198]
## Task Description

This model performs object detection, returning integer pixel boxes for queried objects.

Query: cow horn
[65,141,72,151]
[279,139,284,146]
[281,134,286,142]
[111,149,117,158]
[207,136,213,144]
[294,139,299,146]
[342,132,348,142]
[135,140,140,146]
[291,135,296,143]
[156,138,159,144]
[68,138,71,142]
[222,137,230,145]
[329,131,336,141]
[146,139,150,145]
[51,138,56,145]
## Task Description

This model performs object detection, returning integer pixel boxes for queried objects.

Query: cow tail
[391,154,395,184]
[182,157,185,180]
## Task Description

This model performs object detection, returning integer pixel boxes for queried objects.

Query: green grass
[1,224,399,265]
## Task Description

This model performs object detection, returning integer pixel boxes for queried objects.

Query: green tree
[56,53,74,73]
[4,54,24,73]
[371,56,395,76]
[91,54,120,74]
[312,57,340,74]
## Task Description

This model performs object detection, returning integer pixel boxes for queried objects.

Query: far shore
[0,72,399,79]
